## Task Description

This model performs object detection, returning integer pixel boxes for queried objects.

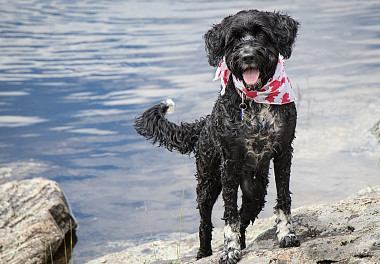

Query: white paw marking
[275,209,294,242]
[224,224,240,250]
[221,224,242,263]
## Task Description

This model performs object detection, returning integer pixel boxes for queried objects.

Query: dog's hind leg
[196,170,222,259]
[239,162,270,249]
[273,147,300,248]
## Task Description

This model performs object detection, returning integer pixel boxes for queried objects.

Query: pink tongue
[243,69,260,85]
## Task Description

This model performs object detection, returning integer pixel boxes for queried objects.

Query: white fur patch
[163,98,175,114]
[244,104,283,162]
[257,104,282,133]
[275,209,294,241]
[224,224,240,250]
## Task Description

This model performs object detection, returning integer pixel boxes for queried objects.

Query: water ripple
[0,1,379,263]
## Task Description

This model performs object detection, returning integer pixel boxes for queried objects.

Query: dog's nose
[242,55,254,64]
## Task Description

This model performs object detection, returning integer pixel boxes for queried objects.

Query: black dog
[134,10,300,264]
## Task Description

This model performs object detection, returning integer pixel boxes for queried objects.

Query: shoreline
[85,185,380,264]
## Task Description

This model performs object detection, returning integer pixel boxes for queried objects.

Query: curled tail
[134,99,206,155]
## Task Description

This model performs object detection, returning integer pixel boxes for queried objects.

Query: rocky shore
[86,185,380,264]
[0,178,378,264]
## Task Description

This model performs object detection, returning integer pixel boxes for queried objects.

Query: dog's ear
[203,16,232,67]
[203,23,225,67]
[270,13,300,59]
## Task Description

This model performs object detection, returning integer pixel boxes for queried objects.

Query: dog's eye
[234,37,240,42]
[257,33,265,38]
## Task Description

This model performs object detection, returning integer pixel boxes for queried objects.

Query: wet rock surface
[86,186,379,264]
[0,178,77,264]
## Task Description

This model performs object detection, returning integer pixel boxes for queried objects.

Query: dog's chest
[243,104,280,132]
[240,104,282,158]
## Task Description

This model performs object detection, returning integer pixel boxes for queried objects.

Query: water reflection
[0,115,48,127]
[0,0,379,263]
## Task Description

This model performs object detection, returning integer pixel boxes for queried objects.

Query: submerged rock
[0,178,77,264]
[86,186,379,264]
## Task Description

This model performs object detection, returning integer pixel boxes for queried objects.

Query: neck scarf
[213,55,296,104]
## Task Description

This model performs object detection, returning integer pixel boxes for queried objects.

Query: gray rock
[196,186,380,264]
[86,186,379,264]
[372,120,380,140]
[0,178,77,264]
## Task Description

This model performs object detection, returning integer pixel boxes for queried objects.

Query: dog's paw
[220,224,242,263]
[279,234,300,248]
[219,248,241,264]
[161,98,175,114]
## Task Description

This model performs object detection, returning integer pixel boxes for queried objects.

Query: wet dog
[134,10,300,263]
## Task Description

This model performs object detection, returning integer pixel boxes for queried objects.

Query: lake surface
[0,0,379,263]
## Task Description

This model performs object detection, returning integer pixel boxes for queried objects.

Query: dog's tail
[133,99,206,155]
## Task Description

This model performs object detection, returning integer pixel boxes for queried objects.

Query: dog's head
[204,10,299,90]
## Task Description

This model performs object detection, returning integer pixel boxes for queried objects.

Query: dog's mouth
[242,68,260,90]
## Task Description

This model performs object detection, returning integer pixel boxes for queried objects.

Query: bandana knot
[213,55,296,105]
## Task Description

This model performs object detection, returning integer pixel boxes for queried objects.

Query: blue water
[1,0,379,262]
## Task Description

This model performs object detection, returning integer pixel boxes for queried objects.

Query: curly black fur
[204,10,299,67]
[134,10,300,264]
[134,102,206,154]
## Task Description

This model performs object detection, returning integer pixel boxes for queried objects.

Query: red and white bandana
[213,55,296,104]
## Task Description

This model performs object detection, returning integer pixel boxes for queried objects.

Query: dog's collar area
[239,92,248,120]
[213,55,296,107]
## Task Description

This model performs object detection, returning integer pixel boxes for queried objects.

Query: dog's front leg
[219,159,242,264]
[273,147,300,248]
